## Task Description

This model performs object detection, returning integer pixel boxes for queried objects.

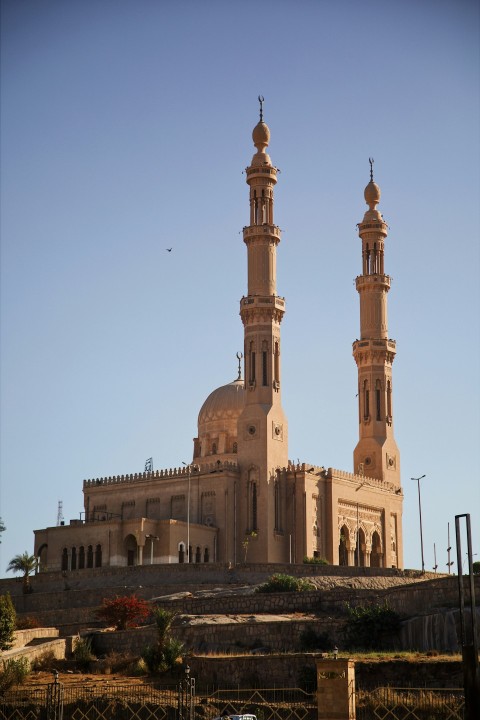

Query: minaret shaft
[353,177,400,485]
[237,110,288,563]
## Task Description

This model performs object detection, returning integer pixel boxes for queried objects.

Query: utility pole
[411,475,426,573]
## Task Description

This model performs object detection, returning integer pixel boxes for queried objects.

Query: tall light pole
[182,463,199,563]
[411,474,426,573]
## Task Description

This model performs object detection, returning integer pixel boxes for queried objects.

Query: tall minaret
[353,161,400,486]
[237,99,288,561]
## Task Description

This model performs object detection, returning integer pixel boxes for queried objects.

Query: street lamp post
[145,535,158,565]
[411,474,426,574]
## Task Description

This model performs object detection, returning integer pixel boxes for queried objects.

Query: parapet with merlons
[83,460,240,488]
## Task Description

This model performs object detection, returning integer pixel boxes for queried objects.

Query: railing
[356,686,465,720]
[0,681,466,720]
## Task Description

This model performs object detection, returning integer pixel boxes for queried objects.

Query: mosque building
[34,105,403,572]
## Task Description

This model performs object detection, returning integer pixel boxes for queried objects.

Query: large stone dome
[194,378,245,463]
[198,378,245,427]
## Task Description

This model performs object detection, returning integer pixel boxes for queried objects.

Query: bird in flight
[166,248,172,252]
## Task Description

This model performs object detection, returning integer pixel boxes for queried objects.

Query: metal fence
[200,686,318,720]
[356,686,465,720]
[0,681,465,720]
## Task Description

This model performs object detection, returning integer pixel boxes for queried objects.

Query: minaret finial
[236,351,243,380]
[369,157,374,182]
[258,95,264,122]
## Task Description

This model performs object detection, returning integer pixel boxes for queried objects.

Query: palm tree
[7,552,37,593]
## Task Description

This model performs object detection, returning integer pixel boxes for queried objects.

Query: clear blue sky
[1,0,479,576]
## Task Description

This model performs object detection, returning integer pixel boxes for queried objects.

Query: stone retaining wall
[7,575,477,626]
[90,616,343,657]
[10,627,59,650]
[0,563,430,600]
[185,655,464,691]
[1,638,67,666]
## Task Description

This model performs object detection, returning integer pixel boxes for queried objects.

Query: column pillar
[316,657,356,719]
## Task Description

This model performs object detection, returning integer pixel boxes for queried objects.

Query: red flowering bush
[97,594,151,631]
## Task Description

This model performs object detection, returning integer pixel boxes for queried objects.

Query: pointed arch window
[274,341,280,386]
[262,351,268,386]
[249,341,256,384]
[87,545,94,569]
[363,380,370,420]
[71,547,77,571]
[79,546,85,570]
[387,380,392,420]
[376,380,382,421]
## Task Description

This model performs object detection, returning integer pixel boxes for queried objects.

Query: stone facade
[33,105,403,574]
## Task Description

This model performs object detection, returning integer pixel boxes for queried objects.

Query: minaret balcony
[352,338,397,363]
[355,274,391,291]
[240,295,285,311]
[243,224,281,242]
[246,166,278,179]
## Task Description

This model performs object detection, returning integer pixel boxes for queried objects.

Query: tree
[142,607,184,673]
[473,561,480,575]
[0,593,16,651]
[6,552,37,593]
[0,518,5,544]
[97,594,151,630]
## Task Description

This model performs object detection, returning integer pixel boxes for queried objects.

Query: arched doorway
[37,544,48,572]
[124,535,137,566]
[339,524,349,566]
[370,530,383,567]
[355,527,366,567]
[178,543,185,564]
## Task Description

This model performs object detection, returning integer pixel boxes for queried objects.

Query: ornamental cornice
[353,349,396,366]
[241,307,285,325]
[352,339,396,366]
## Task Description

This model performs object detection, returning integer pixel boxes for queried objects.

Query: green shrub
[256,573,315,593]
[0,657,30,692]
[141,606,183,673]
[303,556,329,565]
[73,636,96,670]
[141,636,184,673]
[342,602,401,651]
[473,560,480,575]
[0,593,16,651]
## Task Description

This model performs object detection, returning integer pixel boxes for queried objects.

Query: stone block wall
[10,627,59,650]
